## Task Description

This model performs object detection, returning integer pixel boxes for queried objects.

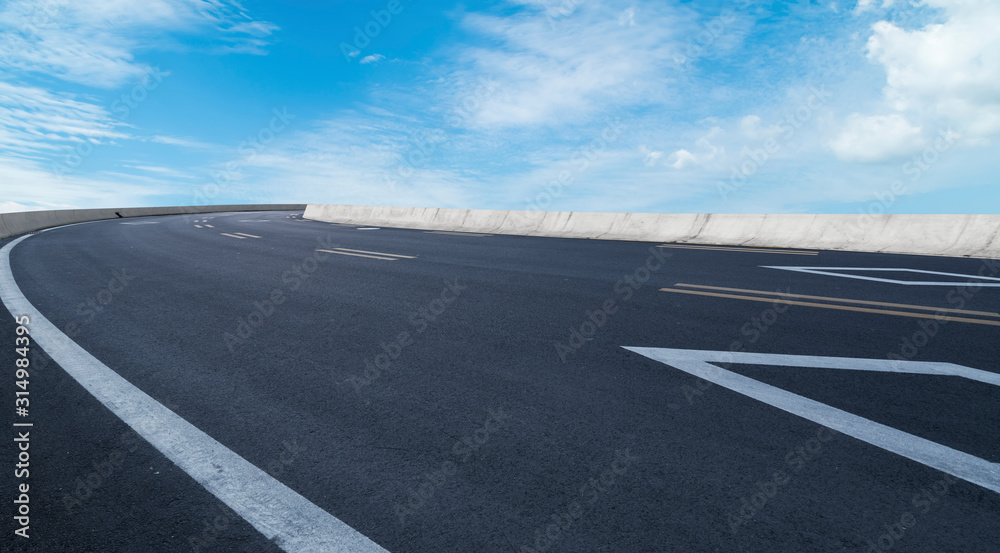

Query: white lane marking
[625,347,1000,494]
[332,248,414,259]
[238,220,270,222]
[205,224,214,228]
[220,233,248,239]
[194,225,203,228]
[316,249,398,261]
[121,222,161,225]
[0,234,389,553]
[763,266,1000,287]
[357,227,380,230]
[234,232,261,239]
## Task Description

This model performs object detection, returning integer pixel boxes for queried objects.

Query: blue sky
[1,0,998,214]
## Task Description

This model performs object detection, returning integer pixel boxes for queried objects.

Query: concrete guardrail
[303,204,1000,259]
[0,204,306,240]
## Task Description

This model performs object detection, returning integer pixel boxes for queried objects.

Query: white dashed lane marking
[764,266,1000,286]
[316,248,415,261]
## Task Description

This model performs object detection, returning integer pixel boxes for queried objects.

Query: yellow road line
[234,232,261,238]
[333,247,415,259]
[316,249,398,261]
[659,288,1000,327]
[657,244,818,255]
[220,233,247,239]
[674,283,1000,318]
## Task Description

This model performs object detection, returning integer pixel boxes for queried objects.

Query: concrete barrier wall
[0,204,306,239]
[303,204,1000,258]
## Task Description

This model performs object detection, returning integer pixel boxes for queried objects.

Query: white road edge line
[0,234,390,553]
[624,347,1000,494]
[763,266,1000,287]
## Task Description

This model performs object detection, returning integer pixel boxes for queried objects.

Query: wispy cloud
[146,135,218,150]
[359,54,386,65]
[0,0,278,209]
[453,2,680,128]
[0,81,127,159]
[0,0,279,88]
[0,154,178,210]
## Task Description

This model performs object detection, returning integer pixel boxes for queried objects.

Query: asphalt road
[2,210,999,553]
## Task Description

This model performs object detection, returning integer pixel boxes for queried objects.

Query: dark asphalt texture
[2,210,999,553]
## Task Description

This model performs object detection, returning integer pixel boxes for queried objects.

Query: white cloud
[0,81,127,159]
[147,135,217,150]
[0,1,277,208]
[665,127,723,169]
[0,155,177,210]
[454,2,679,128]
[618,7,635,27]
[667,149,698,170]
[120,164,197,179]
[359,54,385,65]
[0,0,278,88]
[738,114,783,141]
[0,201,46,214]
[828,113,924,162]
[854,0,895,14]
[829,0,1000,162]
[638,145,662,167]
[865,0,1000,137]
[231,113,481,208]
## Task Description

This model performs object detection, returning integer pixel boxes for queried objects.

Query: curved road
[2,210,999,552]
